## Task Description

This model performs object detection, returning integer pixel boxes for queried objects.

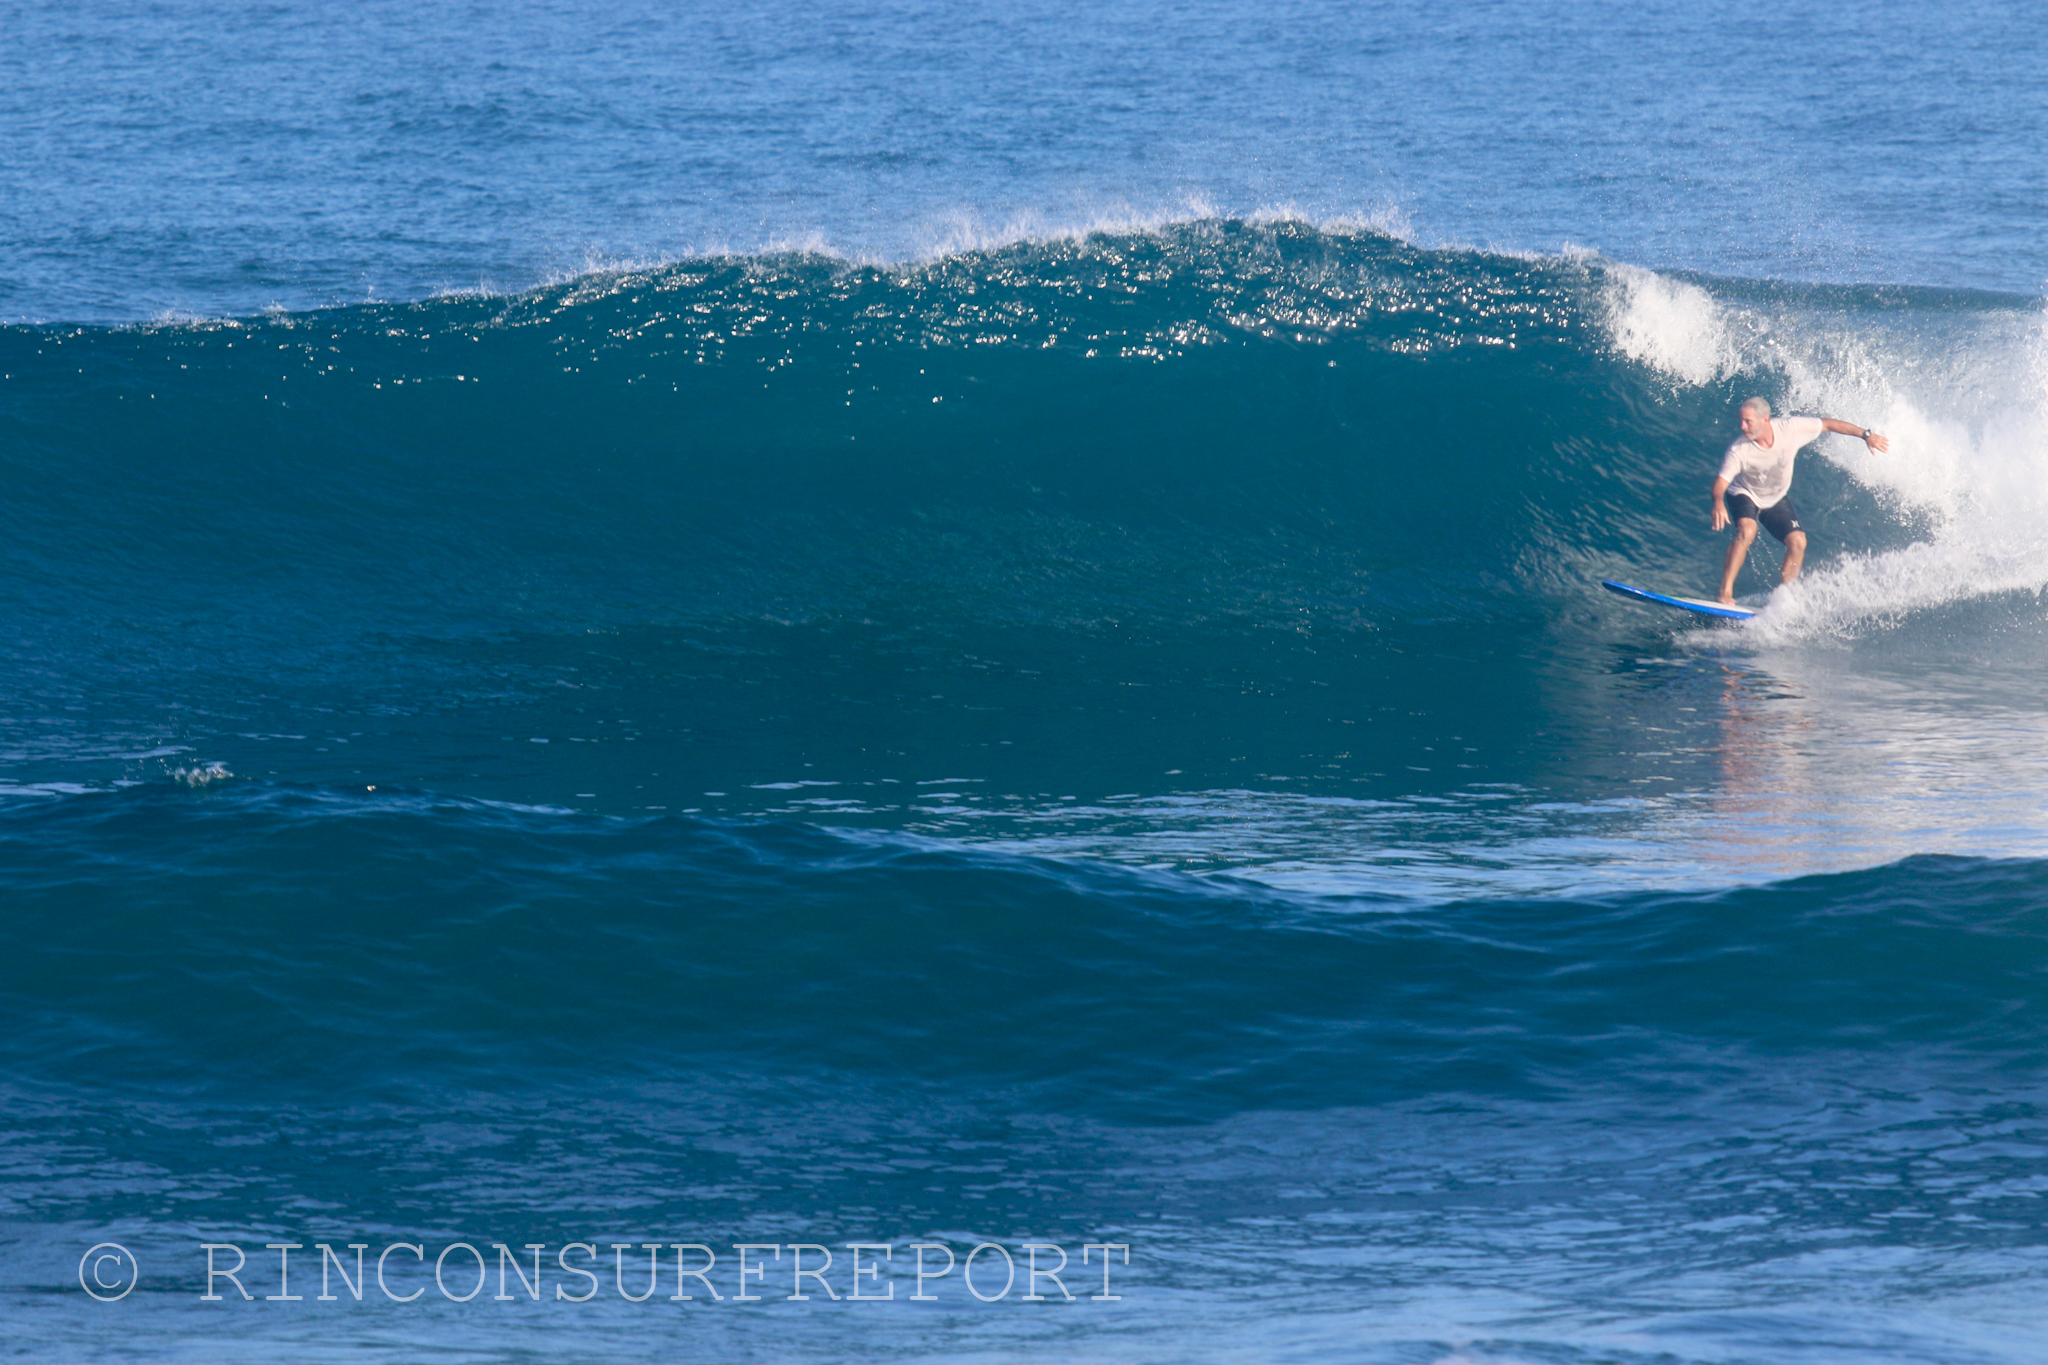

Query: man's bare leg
[1779,530,1807,585]
[1719,518,1759,604]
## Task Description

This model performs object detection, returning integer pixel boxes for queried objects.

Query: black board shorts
[1724,491,1803,544]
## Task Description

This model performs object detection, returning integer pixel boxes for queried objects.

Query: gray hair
[1739,396,1772,418]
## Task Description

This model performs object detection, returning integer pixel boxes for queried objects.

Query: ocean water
[5,2,2048,1361]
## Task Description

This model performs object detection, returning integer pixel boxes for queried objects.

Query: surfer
[1712,397,1888,604]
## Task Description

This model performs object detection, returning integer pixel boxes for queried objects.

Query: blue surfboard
[1601,580,1757,621]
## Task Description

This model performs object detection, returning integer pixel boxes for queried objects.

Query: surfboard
[1601,580,1757,621]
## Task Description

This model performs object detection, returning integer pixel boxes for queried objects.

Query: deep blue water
[5,2,2048,1362]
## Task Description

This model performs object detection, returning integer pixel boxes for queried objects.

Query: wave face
[7,223,1674,635]
[3,225,2046,864]
[6,225,2048,1362]
[4,223,2037,641]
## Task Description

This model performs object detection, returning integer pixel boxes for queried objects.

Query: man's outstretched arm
[1819,417,1890,453]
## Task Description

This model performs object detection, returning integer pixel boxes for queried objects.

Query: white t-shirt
[1718,415,1824,509]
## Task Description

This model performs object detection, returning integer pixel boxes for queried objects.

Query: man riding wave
[1712,396,1888,604]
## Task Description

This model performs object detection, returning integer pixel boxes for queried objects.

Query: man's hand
[1821,417,1889,453]
[1710,476,1730,531]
